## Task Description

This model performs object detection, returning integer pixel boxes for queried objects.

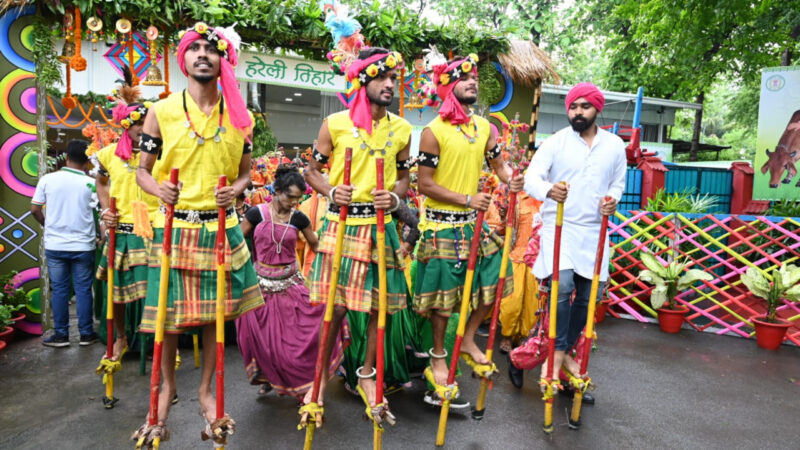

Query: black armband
[243,142,252,154]
[485,143,501,160]
[417,151,439,168]
[396,158,413,171]
[312,148,329,164]
[140,134,163,157]
[96,165,109,177]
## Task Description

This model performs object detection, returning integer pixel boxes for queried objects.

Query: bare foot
[430,356,449,387]
[112,337,128,361]
[563,354,583,377]
[460,340,490,365]
[499,338,512,354]
[357,377,386,407]
[198,388,216,424]
[302,379,327,405]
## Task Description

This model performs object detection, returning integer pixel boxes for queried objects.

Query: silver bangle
[328,186,338,203]
[100,208,110,217]
[387,191,401,213]
[356,366,377,379]
[464,195,471,208]
[428,347,449,359]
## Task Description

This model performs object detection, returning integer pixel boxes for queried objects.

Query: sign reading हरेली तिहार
[236,52,346,92]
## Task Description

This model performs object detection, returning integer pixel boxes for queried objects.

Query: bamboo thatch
[497,40,560,87]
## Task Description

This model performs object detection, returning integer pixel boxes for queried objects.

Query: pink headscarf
[565,82,605,113]
[112,103,143,161]
[432,54,479,125]
[177,24,252,136]
[344,51,402,135]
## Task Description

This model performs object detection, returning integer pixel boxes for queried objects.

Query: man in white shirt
[31,140,98,347]
[523,82,626,403]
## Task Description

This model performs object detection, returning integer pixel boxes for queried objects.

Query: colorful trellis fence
[607,211,800,346]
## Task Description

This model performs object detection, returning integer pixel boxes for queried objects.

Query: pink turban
[565,82,605,113]
[112,103,148,161]
[177,23,252,137]
[344,51,403,135]
[432,54,478,125]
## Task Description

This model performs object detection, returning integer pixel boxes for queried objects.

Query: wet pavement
[1,315,798,450]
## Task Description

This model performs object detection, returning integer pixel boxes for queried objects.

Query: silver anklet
[428,348,449,359]
[356,366,377,379]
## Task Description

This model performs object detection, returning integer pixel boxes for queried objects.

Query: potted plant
[637,253,713,333]
[595,285,612,324]
[0,303,24,343]
[740,265,800,350]
[1,271,27,328]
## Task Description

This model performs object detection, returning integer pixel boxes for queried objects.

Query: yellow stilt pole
[299,148,352,449]
[102,197,118,409]
[215,175,228,449]
[568,196,611,430]
[472,170,518,419]
[542,182,566,434]
[374,157,388,449]
[435,183,491,446]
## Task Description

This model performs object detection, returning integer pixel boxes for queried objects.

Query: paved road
[1,317,798,449]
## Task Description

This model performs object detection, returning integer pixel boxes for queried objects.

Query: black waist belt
[159,205,235,224]
[327,202,377,219]
[115,223,134,234]
[425,208,477,225]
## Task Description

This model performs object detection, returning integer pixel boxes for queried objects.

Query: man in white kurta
[523,82,626,398]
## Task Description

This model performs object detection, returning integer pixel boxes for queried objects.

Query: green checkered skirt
[139,225,264,334]
[308,219,407,314]
[96,231,149,304]
[413,222,513,316]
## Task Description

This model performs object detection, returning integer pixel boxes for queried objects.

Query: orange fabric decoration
[159,39,171,99]
[70,8,87,71]
[127,35,139,86]
[61,66,77,109]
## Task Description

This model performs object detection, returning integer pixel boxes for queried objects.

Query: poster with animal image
[755,66,800,200]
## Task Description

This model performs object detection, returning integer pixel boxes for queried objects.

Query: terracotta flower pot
[656,306,688,334]
[0,339,6,352]
[0,326,13,343]
[595,299,612,324]
[10,312,25,329]
[752,317,791,350]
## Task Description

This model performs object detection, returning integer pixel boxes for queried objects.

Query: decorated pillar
[637,156,668,209]
[729,162,754,215]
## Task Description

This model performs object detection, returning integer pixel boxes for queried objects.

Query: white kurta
[523,126,627,281]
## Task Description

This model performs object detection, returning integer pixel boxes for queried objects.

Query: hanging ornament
[70,7,87,71]
[143,25,166,86]
[86,16,103,52]
[116,18,131,45]
[58,9,75,64]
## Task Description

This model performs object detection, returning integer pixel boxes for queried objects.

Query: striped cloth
[308,218,407,313]
[139,225,264,333]
[413,222,513,316]
[95,232,149,304]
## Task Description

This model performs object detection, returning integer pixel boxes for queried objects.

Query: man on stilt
[523,82,626,406]
[132,22,263,446]
[414,54,524,405]
[94,69,155,363]
[304,47,412,418]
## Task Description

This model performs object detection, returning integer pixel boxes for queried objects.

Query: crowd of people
[30,21,625,448]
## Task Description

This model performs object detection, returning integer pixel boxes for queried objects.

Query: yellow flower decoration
[394,52,403,65]
[439,73,451,85]
[143,101,153,109]
[333,55,342,63]
[366,64,379,78]
[178,30,186,39]
[468,53,478,62]
[349,78,361,91]
[385,55,397,69]
[461,61,472,73]
[217,40,228,51]
[194,23,208,34]
[120,119,131,129]
[129,110,141,121]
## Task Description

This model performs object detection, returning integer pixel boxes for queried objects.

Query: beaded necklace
[182,89,226,145]
[268,202,293,254]
[457,117,478,144]
[351,113,394,155]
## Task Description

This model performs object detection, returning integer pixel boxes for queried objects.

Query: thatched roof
[497,40,560,87]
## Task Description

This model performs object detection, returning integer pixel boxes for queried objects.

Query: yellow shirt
[152,91,248,230]
[96,144,159,223]
[325,110,412,225]
[420,115,491,231]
